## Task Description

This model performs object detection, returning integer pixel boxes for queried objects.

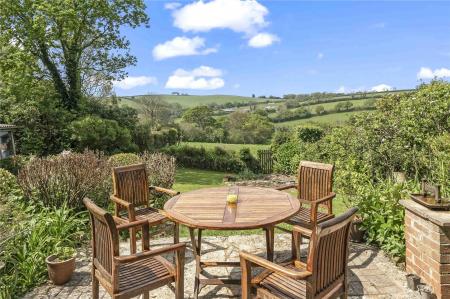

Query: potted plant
[46,247,76,285]
[349,215,366,243]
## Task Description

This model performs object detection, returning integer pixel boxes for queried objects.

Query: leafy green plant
[54,246,76,261]
[109,153,141,168]
[0,205,87,297]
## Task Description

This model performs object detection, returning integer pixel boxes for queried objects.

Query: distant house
[0,124,17,159]
[221,108,236,113]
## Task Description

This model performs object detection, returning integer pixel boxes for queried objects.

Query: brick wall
[405,210,450,299]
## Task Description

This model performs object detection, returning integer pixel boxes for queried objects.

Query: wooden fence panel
[257,149,273,174]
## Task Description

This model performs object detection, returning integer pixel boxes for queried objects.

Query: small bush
[109,153,141,167]
[0,168,23,202]
[18,151,110,209]
[0,155,30,175]
[297,125,324,143]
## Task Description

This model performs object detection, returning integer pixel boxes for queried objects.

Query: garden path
[23,233,420,299]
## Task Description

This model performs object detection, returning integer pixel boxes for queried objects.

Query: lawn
[274,110,372,127]
[171,168,347,237]
[182,142,270,156]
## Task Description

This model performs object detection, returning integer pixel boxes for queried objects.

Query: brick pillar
[402,200,450,299]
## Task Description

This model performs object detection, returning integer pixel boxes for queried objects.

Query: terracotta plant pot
[349,218,365,243]
[46,254,75,285]
[406,274,421,290]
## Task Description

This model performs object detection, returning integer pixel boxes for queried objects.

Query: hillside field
[120,94,262,108]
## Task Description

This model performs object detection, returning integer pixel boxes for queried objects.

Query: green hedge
[162,144,246,173]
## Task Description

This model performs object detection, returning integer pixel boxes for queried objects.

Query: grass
[181,142,270,156]
[172,168,347,237]
[274,110,372,127]
[121,94,262,108]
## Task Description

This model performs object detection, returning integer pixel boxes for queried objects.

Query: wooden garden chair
[111,163,180,254]
[84,198,185,299]
[240,207,357,299]
[276,161,335,259]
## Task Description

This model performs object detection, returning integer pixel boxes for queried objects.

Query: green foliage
[182,106,216,130]
[0,168,23,202]
[296,125,324,143]
[0,156,30,175]
[0,0,149,109]
[70,116,135,154]
[0,205,87,297]
[55,246,76,261]
[239,148,260,173]
[344,180,417,259]
[272,82,450,259]
[163,145,246,173]
[109,153,141,167]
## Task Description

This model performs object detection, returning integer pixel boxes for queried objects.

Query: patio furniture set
[83,161,357,299]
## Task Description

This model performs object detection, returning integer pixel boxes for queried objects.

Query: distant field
[182,142,269,155]
[274,110,371,127]
[120,94,261,108]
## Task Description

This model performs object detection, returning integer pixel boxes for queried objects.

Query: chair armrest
[239,251,312,280]
[149,186,180,197]
[111,195,135,221]
[114,243,186,265]
[313,192,336,205]
[275,183,297,191]
[116,219,149,231]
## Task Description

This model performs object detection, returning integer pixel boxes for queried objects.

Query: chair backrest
[112,163,149,208]
[84,198,119,277]
[298,161,334,202]
[307,207,358,297]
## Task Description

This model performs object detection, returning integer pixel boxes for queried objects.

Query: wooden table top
[163,186,300,230]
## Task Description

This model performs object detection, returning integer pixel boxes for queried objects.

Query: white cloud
[113,76,157,90]
[233,83,240,89]
[172,0,268,35]
[417,67,450,79]
[164,2,181,10]
[371,84,393,92]
[317,52,324,60]
[152,36,217,60]
[248,32,279,48]
[165,66,225,90]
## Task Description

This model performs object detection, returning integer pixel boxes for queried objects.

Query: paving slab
[23,233,420,299]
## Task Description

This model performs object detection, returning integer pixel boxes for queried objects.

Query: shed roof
[0,124,18,130]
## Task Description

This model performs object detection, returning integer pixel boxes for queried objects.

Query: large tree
[0,0,149,110]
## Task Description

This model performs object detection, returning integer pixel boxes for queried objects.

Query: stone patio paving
[24,233,420,299]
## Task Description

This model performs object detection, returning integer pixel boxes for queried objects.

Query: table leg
[265,225,275,262]
[189,227,202,299]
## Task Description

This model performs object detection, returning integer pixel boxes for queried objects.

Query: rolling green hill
[120,94,262,108]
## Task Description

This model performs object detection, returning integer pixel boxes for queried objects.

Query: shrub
[0,205,87,297]
[141,152,176,189]
[70,116,136,154]
[0,168,23,202]
[239,148,260,173]
[0,155,30,175]
[344,179,419,260]
[109,153,141,167]
[18,151,110,209]
[162,144,245,173]
[296,125,324,143]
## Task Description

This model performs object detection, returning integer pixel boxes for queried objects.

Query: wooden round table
[164,186,300,298]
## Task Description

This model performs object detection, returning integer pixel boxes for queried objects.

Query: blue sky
[114,0,450,97]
